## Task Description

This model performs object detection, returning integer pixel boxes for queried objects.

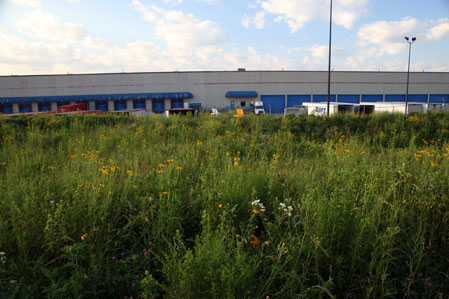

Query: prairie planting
[1,112,449,298]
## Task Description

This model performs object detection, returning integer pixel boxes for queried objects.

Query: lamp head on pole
[404,36,409,41]
[412,37,416,42]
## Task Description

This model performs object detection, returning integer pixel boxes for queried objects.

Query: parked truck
[254,101,265,115]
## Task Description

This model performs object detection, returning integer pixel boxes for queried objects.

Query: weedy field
[1,112,449,298]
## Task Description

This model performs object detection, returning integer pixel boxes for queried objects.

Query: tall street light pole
[404,36,416,115]
[327,0,333,117]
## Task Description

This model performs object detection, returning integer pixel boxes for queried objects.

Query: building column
[88,101,96,110]
[31,103,39,112]
[145,99,152,112]
[12,103,19,114]
[164,98,171,110]
[51,102,58,112]
[126,100,133,110]
[108,101,115,112]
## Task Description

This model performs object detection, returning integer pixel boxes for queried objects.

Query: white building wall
[31,103,39,112]
[1,71,449,111]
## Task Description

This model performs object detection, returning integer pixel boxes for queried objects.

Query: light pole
[404,36,416,115]
[326,0,333,117]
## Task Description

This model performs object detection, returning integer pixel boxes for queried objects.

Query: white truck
[254,101,265,115]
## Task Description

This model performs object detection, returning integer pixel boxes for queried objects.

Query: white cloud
[259,0,368,33]
[241,11,265,29]
[357,18,449,55]
[426,20,449,41]
[197,0,218,4]
[162,0,183,6]
[132,0,227,49]
[310,45,328,59]
[343,48,380,70]
[7,0,41,7]
[68,0,80,3]
[15,10,87,43]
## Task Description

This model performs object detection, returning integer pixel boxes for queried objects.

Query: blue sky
[0,0,448,75]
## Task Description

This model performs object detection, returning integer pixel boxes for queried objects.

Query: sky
[0,0,449,75]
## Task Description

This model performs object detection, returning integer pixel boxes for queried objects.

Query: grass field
[1,112,449,298]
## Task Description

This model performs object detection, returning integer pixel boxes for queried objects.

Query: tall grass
[1,112,448,298]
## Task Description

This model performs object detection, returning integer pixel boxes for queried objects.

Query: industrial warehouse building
[0,70,448,115]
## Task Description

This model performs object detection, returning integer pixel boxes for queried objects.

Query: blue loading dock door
[287,95,310,107]
[407,95,428,103]
[385,95,405,102]
[362,95,383,102]
[115,102,126,111]
[338,95,360,104]
[39,104,51,112]
[20,104,31,113]
[171,99,183,109]
[134,101,145,109]
[152,100,164,113]
[313,95,336,103]
[1,105,12,114]
[97,102,108,112]
[430,94,449,103]
[261,95,285,114]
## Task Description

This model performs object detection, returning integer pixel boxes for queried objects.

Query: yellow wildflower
[176,166,182,170]
[407,173,413,178]
[148,196,153,201]
[157,170,163,174]
[252,209,260,215]
[101,166,109,175]
[159,164,165,168]
[218,204,223,208]
[430,161,440,167]
[167,159,174,163]
[81,234,88,241]
[162,192,168,195]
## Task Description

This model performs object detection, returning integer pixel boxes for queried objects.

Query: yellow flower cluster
[100,165,120,175]
[1,135,14,141]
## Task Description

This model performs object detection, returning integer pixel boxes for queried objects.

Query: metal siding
[429,94,449,103]
[287,95,310,107]
[362,94,383,102]
[152,100,164,113]
[261,95,285,114]
[313,95,336,102]
[385,94,405,102]
[0,92,193,104]
[171,99,183,108]
[115,102,127,111]
[338,95,360,103]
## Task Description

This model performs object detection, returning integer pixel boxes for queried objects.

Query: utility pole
[404,36,416,115]
[326,0,333,117]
